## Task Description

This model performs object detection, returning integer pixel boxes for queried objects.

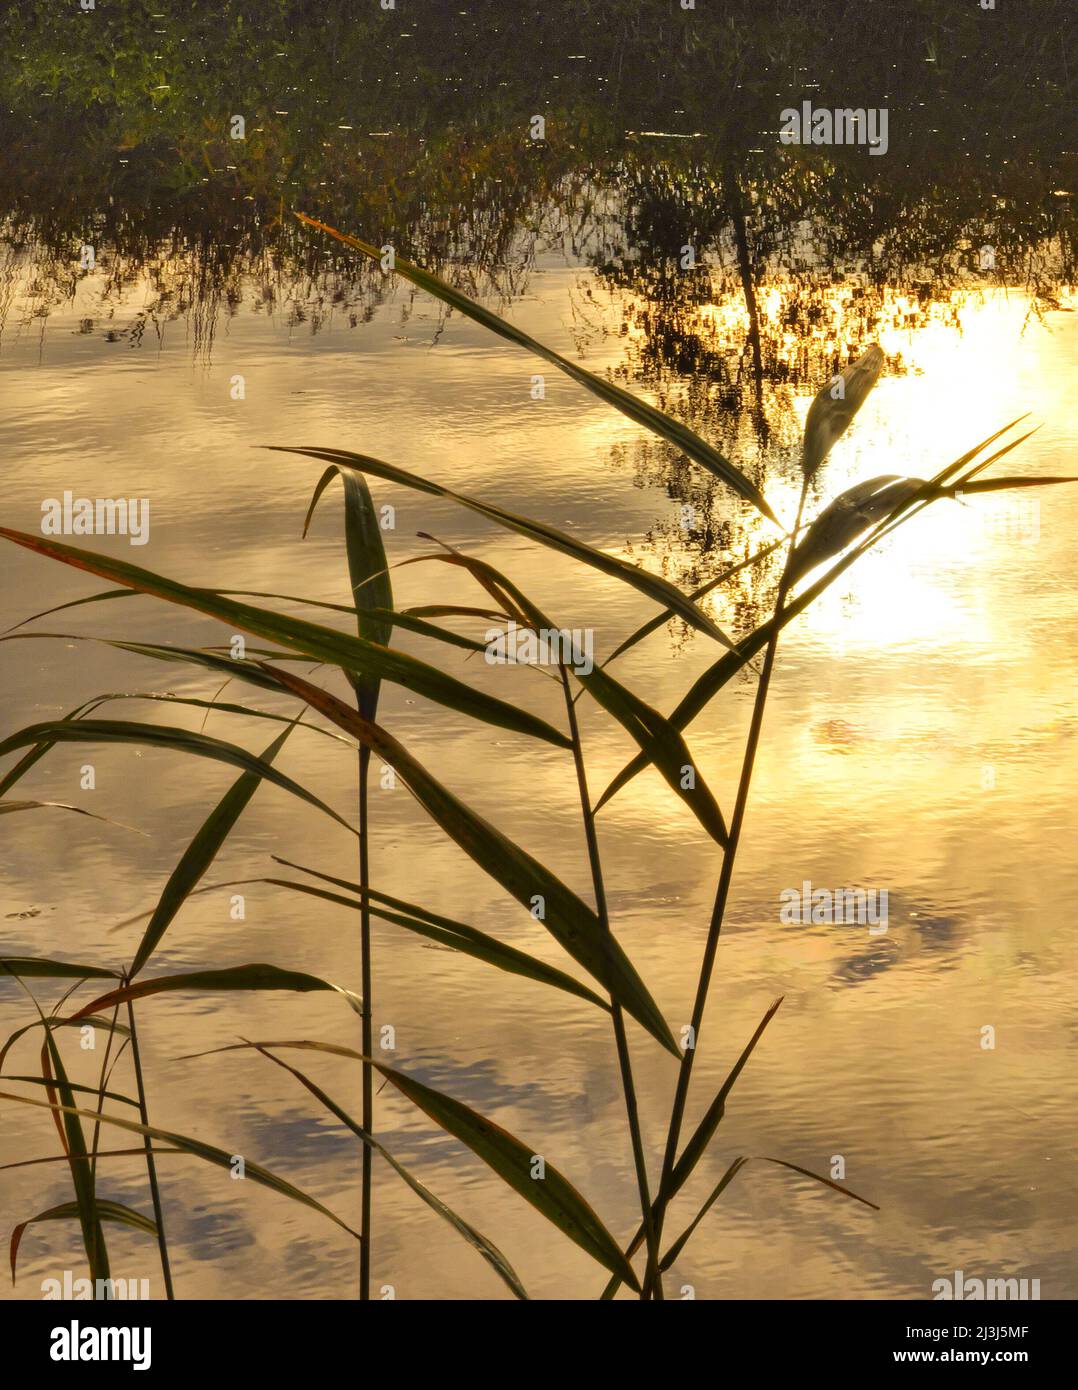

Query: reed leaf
[658,1156,749,1271]
[128,725,296,976]
[5,586,488,658]
[801,345,885,480]
[0,1149,182,1175]
[264,873,611,1013]
[374,1058,641,1290]
[0,800,145,833]
[4,1076,139,1109]
[269,447,735,646]
[294,213,779,525]
[602,537,787,668]
[752,1155,880,1211]
[31,996,111,1286]
[660,1155,878,1273]
[0,718,356,837]
[0,1016,131,1073]
[668,996,784,1192]
[0,632,290,696]
[261,663,678,1054]
[250,1042,529,1300]
[0,1089,360,1240]
[11,1199,156,1284]
[0,958,120,981]
[940,475,1078,496]
[598,997,784,1298]
[193,1036,639,1291]
[0,529,571,750]
[304,464,393,719]
[788,476,923,583]
[75,693,350,747]
[70,965,365,1022]
[410,546,729,843]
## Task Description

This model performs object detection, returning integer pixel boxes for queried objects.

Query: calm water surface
[1,235,1076,1299]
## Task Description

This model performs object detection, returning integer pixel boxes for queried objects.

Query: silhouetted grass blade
[304,464,393,718]
[659,1157,748,1271]
[265,874,612,1013]
[788,476,921,582]
[129,725,296,976]
[668,997,784,1192]
[269,447,735,646]
[0,1090,360,1240]
[0,718,356,837]
[261,664,678,1055]
[0,958,119,981]
[0,800,144,833]
[294,213,779,525]
[72,965,365,1021]
[250,1043,529,1299]
[801,345,884,480]
[413,546,729,842]
[3,1077,139,1110]
[0,1016,131,1073]
[374,1058,642,1290]
[0,529,571,749]
[11,1199,156,1285]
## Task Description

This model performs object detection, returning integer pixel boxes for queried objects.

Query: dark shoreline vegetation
[1,0,1073,345]
[0,0,1075,1299]
[1,1,1072,604]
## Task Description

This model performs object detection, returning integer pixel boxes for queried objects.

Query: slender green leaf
[304,464,393,718]
[0,1148,182,1175]
[0,529,570,749]
[802,345,884,480]
[4,1076,139,1110]
[0,718,355,837]
[11,1199,155,1284]
[373,1057,641,1290]
[269,447,736,646]
[0,631,289,695]
[411,547,728,844]
[265,871,611,1014]
[31,996,111,1285]
[71,965,364,1022]
[261,664,678,1055]
[295,213,780,525]
[751,1155,880,1211]
[0,1089,360,1240]
[0,800,145,834]
[669,997,784,1192]
[129,725,295,976]
[0,1016,131,1073]
[788,476,921,583]
[944,475,1078,496]
[0,958,120,982]
[2,588,138,635]
[250,1042,529,1299]
[659,1156,749,1271]
[603,537,786,668]
[202,1036,638,1290]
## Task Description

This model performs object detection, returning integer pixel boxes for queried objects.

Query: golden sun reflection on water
[1,257,1076,1300]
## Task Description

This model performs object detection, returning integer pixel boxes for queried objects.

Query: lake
[1,0,1075,1301]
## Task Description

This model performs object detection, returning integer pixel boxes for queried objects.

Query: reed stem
[559,666,660,1298]
[357,743,374,1300]
[641,478,812,1293]
[125,992,175,1300]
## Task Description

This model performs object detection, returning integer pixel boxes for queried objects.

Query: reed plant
[0,215,1071,1299]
